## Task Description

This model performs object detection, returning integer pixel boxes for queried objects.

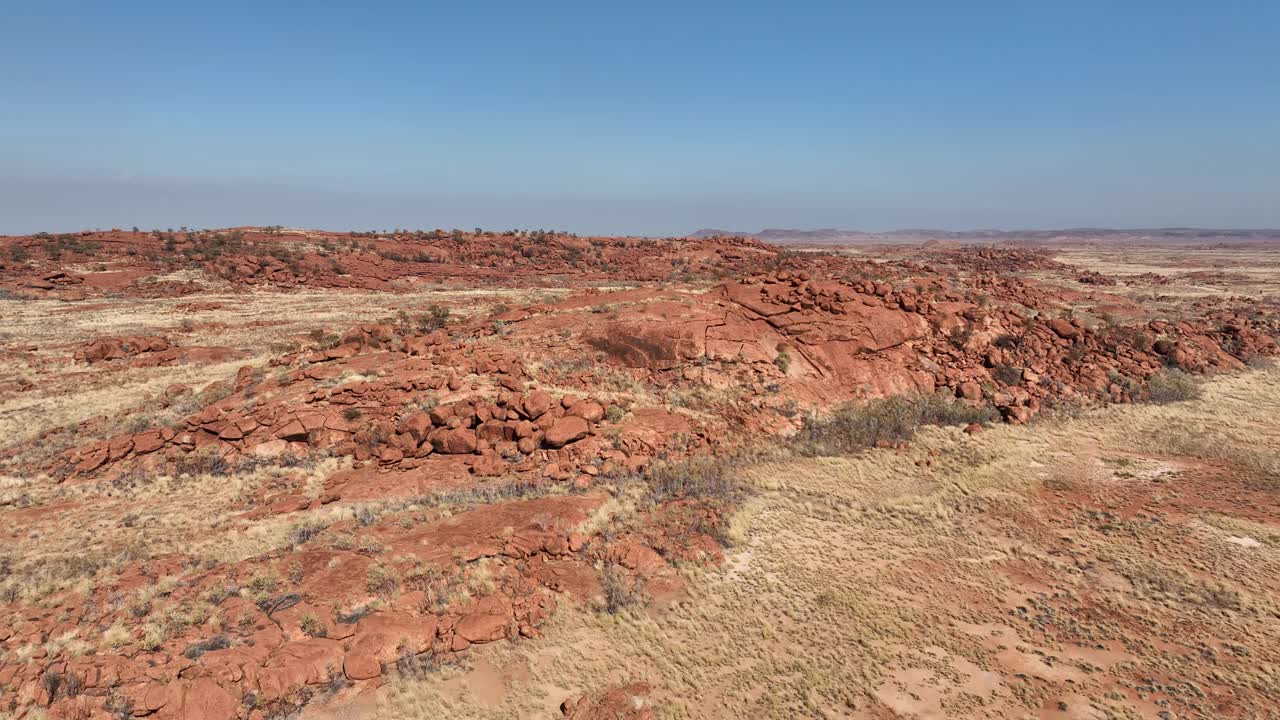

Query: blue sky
[2,1,1278,234]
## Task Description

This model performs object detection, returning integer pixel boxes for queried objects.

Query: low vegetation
[1145,368,1202,403]
[643,455,745,505]
[791,392,997,456]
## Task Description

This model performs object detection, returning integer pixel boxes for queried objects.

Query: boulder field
[1,231,1278,719]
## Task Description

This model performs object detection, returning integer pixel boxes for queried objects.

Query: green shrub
[417,304,450,331]
[605,404,625,423]
[774,349,792,374]
[366,563,400,596]
[300,613,327,638]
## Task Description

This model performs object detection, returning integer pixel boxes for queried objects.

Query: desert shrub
[329,531,383,555]
[1145,369,1201,404]
[774,349,792,374]
[410,477,556,510]
[417,304,450,331]
[395,649,440,678]
[948,324,973,349]
[309,328,342,350]
[41,234,101,258]
[287,520,329,548]
[299,613,327,638]
[644,456,742,505]
[336,604,375,624]
[605,404,625,423]
[140,624,167,651]
[405,565,464,613]
[174,446,232,476]
[353,506,379,527]
[41,670,83,702]
[600,564,644,614]
[991,363,1023,386]
[366,563,400,597]
[792,392,998,457]
[183,634,230,660]
[201,584,237,605]
[104,693,134,720]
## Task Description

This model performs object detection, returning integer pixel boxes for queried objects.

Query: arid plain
[1,228,1277,719]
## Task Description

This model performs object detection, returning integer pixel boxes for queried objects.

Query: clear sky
[3,1,1278,235]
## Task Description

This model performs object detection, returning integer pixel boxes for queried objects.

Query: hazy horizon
[4,1,1278,235]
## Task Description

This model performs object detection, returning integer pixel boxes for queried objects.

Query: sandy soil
[358,366,1279,719]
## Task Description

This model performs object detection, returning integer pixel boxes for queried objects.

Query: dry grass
[4,247,1278,718]
[354,366,1280,719]
[0,456,349,605]
[0,286,565,451]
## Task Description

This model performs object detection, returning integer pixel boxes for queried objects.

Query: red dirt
[1,228,1278,719]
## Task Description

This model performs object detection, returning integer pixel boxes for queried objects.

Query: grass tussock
[792,392,997,457]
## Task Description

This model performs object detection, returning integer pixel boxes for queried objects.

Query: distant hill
[689,227,1280,245]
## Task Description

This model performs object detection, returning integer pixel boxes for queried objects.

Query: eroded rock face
[577,278,938,398]
[74,335,171,363]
